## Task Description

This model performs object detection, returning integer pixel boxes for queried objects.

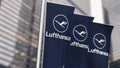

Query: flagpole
[36,0,46,68]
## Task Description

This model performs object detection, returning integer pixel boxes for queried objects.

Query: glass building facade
[0,0,41,68]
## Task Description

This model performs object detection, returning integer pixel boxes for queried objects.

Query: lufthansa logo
[93,33,106,49]
[53,14,69,33]
[73,24,88,42]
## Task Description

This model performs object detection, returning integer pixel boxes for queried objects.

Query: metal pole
[90,0,104,23]
[36,0,46,68]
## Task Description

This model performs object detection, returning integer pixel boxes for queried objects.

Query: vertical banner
[64,14,94,68]
[87,23,113,68]
[40,2,114,68]
[43,3,75,68]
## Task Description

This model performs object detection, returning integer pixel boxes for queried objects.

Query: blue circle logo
[93,33,106,49]
[73,24,88,42]
[53,14,69,33]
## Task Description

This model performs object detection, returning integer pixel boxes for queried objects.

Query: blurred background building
[0,0,120,68]
[0,0,41,68]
